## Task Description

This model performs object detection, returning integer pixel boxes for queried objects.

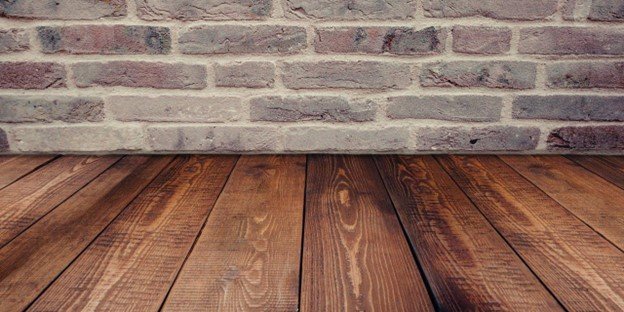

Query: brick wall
[0,0,623,153]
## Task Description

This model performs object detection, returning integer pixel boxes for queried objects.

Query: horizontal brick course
[0,62,66,89]
[548,126,624,150]
[414,126,540,151]
[0,0,126,20]
[387,95,502,122]
[547,62,624,89]
[420,61,536,89]
[513,96,624,121]
[147,126,278,152]
[519,27,624,55]
[250,96,376,122]
[283,127,409,152]
[0,96,104,123]
[107,96,243,122]
[0,29,29,53]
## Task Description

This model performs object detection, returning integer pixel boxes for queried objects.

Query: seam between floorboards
[296,155,309,312]
[0,155,60,192]
[565,155,624,192]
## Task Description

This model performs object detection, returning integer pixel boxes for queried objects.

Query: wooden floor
[0,155,623,311]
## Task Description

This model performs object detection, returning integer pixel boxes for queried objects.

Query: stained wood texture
[163,155,306,312]
[301,155,433,312]
[0,156,119,247]
[376,155,562,311]
[0,156,173,312]
[502,155,624,251]
[568,156,624,191]
[438,155,624,311]
[0,156,55,189]
[28,156,238,311]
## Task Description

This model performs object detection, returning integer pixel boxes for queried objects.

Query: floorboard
[28,156,237,311]
[301,155,434,311]
[568,156,624,190]
[0,156,55,190]
[163,155,306,311]
[376,155,562,310]
[438,155,624,311]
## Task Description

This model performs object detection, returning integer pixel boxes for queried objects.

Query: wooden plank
[0,155,55,189]
[568,156,624,190]
[163,155,306,312]
[437,155,624,311]
[0,156,173,312]
[375,155,562,310]
[0,156,119,247]
[501,155,624,251]
[301,155,433,312]
[28,156,238,311]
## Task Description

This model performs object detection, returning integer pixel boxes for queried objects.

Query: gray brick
[421,61,536,90]
[147,126,278,152]
[548,126,624,150]
[423,0,558,20]
[136,0,271,21]
[0,96,104,123]
[180,26,306,54]
[513,96,624,121]
[414,126,540,151]
[108,96,243,122]
[283,0,417,20]
[0,0,126,20]
[388,95,502,122]
[250,96,376,122]
[0,128,8,151]
[589,0,624,21]
[215,62,275,88]
[282,126,409,152]
[0,29,29,53]
[547,62,624,89]
[519,27,624,55]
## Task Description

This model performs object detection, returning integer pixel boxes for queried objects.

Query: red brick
[452,26,511,54]
[547,62,624,89]
[0,0,126,20]
[519,27,624,55]
[0,62,66,89]
[548,126,624,150]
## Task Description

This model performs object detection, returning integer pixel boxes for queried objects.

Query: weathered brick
[282,61,411,90]
[547,62,624,89]
[0,96,104,123]
[11,125,144,152]
[0,128,8,151]
[0,62,66,89]
[0,0,126,20]
[561,0,577,20]
[548,126,624,150]
[136,0,271,21]
[0,29,29,53]
[282,127,409,152]
[250,96,375,122]
[513,96,624,121]
[420,61,536,89]
[179,26,306,54]
[519,27,624,55]
[72,62,206,89]
[107,96,242,122]
[387,95,502,122]
[283,0,417,20]
[423,0,558,20]
[215,62,275,88]
[147,125,278,152]
[414,126,540,151]
[314,26,445,55]
[589,0,624,21]
[38,25,171,55]
[452,26,511,54]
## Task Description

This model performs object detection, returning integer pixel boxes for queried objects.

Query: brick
[452,26,511,54]
[107,96,242,122]
[283,0,417,20]
[147,125,278,152]
[547,62,624,89]
[38,25,171,55]
[72,62,206,89]
[250,96,375,122]
[0,128,8,151]
[548,126,624,150]
[179,25,306,55]
[562,0,577,20]
[0,96,104,123]
[519,27,624,55]
[136,0,271,21]
[11,125,144,152]
[387,95,502,122]
[414,126,540,151]
[282,126,409,152]
[0,0,126,20]
[423,0,558,20]
[282,61,411,90]
[589,0,624,21]
[513,96,624,121]
[0,29,29,53]
[0,62,66,89]
[421,61,536,89]
[215,62,275,88]
[314,26,445,55]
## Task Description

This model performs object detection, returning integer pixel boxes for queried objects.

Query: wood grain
[501,155,624,251]
[163,155,306,312]
[438,155,624,311]
[0,156,173,312]
[376,155,562,311]
[0,156,55,189]
[28,156,238,312]
[301,155,434,312]
[568,156,624,190]
[0,156,119,247]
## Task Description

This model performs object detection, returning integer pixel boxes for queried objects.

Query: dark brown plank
[0,156,119,246]
[0,156,173,312]
[438,155,624,311]
[0,156,55,189]
[301,155,433,311]
[501,155,624,251]
[163,155,306,311]
[28,156,237,311]
[376,155,562,310]
[568,156,624,190]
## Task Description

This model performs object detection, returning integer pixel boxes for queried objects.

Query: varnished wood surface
[568,155,624,191]
[0,156,55,190]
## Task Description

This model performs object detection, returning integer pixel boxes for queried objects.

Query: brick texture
[547,62,624,89]
[180,26,306,54]
[0,0,126,20]
[136,0,272,21]
[513,96,624,121]
[414,127,540,151]
[108,96,243,122]
[0,29,29,53]
[548,126,624,150]
[388,96,502,121]
[0,62,66,89]
[283,0,417,20]
[519,27,624,55]
[0,128,8,151]
[420,62,536,89]
[215,62,275,88]
[423,0,559,20]
[250,96,376,122]
[589,0,624,21]
[452,26,511,54]
[0,96,104,123]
